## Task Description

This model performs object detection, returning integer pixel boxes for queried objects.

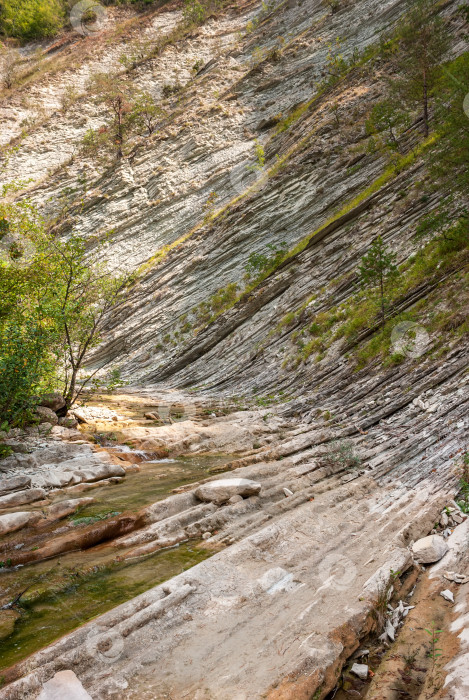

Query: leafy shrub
[244,242,288,277]
[323,440,361,471]
[0,320,52,425]
[0,444,13,460]
[0,0,65,40]
[182,0,223,25]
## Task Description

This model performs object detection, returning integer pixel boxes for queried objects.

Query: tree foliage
[393,0,449,137]
[0,0,64,40]
[82,76,163,161]
[0,173,129,423]
[358,236,398,326]
[365,99,408,154]
[432,52,469,194]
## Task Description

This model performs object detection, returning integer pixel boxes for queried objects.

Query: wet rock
[44,497,95,522]
[37,670,92,700]
[35,406,59,426]
[0,487,46,509]
[31,461,126,490]
[0,511,41,535]
[195,478,261,505]
[11,511,145,566]
[412,534,449,564]
[0,474,31,496]
[40,393,66,413]
[351,663,368,680]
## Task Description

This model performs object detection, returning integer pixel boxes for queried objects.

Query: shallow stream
[0,452,229,672]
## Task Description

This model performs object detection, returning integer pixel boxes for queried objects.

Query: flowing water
[0,453,229,672]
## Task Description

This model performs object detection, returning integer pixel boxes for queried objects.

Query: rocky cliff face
[3,0,465,398]
[1,0,468,698]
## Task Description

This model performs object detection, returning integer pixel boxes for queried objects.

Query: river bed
[0,453,229,672]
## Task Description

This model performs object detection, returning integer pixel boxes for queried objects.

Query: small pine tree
[393,0,449,138]
[359,236,398,326]
[87,73,135,161]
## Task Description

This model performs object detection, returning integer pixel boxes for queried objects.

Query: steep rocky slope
[1,0,468,698]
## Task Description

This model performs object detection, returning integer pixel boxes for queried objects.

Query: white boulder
[195,478,261,505]
[351,663,368,680]
[0,511,40,535]
[37,670,92,700]
[412,534,449,564]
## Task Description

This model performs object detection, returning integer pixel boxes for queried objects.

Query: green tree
[432,52,469,194]
[365,99,408,154]
[0,0,64,40]
[0,176,130,420]
[49,235,128,407]
[0,177,59,423]
[358,236,398,326]
[131,91,165,136]
[84,73,135,161]
[393,0,449,138]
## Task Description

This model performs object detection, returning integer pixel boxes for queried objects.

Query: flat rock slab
[37,671,92,700]
[195,478,261,505]
[45,498,95,522]
[31,462,126,490]
[0,488,46,510]
[0,511,41,536]
[0,475,31,497]
[412,534,449,563]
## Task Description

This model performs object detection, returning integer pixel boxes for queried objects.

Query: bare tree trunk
[65,368,78,408]
[422,67,429,138]
[380,272,385,327]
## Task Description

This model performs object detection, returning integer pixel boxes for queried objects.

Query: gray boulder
[40,393,66,413]
[412,534,449,564]
[58,416,79,429]
[0,488,46,509]
[36,406,59,426]
[0,475,31,496]
[195,478,261,505]
[351,663,368,680]
[0,511,41,535]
